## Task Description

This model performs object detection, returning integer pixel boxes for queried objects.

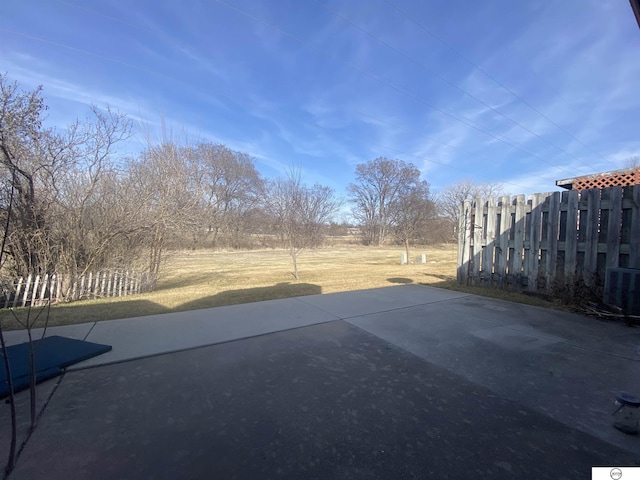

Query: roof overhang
[555,166,639,190]
[632,0,640,29]
[555,177,577,190]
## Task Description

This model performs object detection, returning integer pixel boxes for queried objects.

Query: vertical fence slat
[51,274,57,303]
[564,190,579,278]
[545,192,561,289]
[629,185,640,269]
[117,272,123,297]
[31,275,41,307]
[13,277,23,308]
[583,188,600,284]
[87,272,94,299]
[526,194,543,291]
[606,186,623,269]
[107,273,113,297]
[483,198,497,285]
[472,200,483,285]
[56,275,62,303]
[512,195,525,284]
[71,276,77,301]
[497,196,510,285]
[458,200,473,283]
[37,274,49,305]
[100,271,106,298]
[21,274,33,307]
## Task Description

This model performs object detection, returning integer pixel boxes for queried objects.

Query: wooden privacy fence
[1,270,153,309]
[457,185,640,292]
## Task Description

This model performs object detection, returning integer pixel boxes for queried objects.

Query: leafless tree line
[1,75,502,288]
[0,76,346,285]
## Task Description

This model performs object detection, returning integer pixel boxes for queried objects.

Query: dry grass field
[0,243,557,330]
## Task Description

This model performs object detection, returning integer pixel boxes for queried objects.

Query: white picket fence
[1,270,152,309]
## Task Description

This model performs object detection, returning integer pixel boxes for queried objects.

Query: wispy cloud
[2,0,638,197]
[3,57,154,123]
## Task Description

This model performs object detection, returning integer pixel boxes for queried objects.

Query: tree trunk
[405,238,411,266]
[289,242,299,280]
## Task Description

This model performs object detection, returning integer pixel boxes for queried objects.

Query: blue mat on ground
[0,335,112,398]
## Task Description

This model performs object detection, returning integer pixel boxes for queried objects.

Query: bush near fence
[457,185,640,292]
[1,270,153,309]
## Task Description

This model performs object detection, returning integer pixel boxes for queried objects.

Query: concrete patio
[1,285,639,478]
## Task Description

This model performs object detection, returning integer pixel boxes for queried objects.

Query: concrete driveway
[1,285,639,479]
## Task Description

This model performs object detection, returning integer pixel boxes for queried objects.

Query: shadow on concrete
[387,277,413,284]
[178,283,321,311]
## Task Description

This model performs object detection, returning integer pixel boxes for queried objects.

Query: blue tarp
[0,335,112,398]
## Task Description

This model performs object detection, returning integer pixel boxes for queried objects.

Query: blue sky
[2,0,639,197]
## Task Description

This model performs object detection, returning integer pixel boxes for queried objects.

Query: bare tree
[263,172,341,280]
[51,107,134,279]
[390,180,435,262]
[625,156,640,169]
[348,157,423,246]
[0,75,60,276]
[437,179,503,241]
[0,75,133,281]
[125,142,204,282]
[194,143,263,248]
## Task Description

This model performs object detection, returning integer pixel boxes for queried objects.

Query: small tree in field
[263,173,341,280]
[391,180,434,263]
